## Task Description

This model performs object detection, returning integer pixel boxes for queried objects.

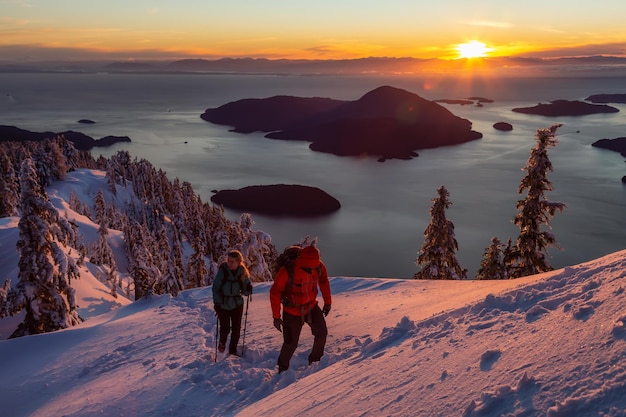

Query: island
[591,137,626,157]
[0,125,131,150]
[512,100,619,117]
[434,97,494,106]
[210,184,341,217]
[467,97,494,103]
[201,86,483,161]
[434,99,474,105]
[585,94,626,104]
[493,122,513,131]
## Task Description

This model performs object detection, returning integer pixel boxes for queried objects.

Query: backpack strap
[219,263,243,301]
[281,260,300,307]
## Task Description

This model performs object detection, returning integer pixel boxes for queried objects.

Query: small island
[435,97,494,106]
[591,137,626,158]
[434,99,474,105]
[493,122,513,131]
[210,184,341,217]
[512,100,619,117]
[201,86,483,161]
[585,94,626,104]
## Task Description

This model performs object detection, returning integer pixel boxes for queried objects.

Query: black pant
[217,305,244,354]
[278,304,328,371]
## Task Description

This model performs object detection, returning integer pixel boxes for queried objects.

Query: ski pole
[241,294,250,357]
[214,311,220,363]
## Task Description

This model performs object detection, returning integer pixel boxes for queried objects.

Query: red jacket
[270,246,332,319]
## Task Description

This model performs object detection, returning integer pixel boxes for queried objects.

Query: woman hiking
[212,250,253,356]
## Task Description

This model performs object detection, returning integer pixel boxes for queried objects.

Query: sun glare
[456,40,491,59]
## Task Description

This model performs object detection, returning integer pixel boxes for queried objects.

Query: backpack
[274,246,322,307]
[217,263,244,301]
[274,246,302,307]
[273,245,302,275]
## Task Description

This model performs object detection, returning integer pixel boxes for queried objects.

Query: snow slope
[1,169,625,416]
[0,250,625,416]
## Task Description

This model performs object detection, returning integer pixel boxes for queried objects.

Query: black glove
[246,283,253,294]
[214,304,221,313]
[273,318,283,332]
[322,304,331,317]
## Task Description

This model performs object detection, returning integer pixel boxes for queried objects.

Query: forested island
[201,86,483,162]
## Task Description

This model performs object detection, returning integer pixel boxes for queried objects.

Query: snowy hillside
[0,247,625,416]
[1,166,626,416]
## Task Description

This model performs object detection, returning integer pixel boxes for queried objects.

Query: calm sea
[2,72,625,278]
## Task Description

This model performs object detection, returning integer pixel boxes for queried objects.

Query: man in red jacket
[270,245,332,373]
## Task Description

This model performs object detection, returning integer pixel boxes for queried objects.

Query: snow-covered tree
[0,149,19,217]
[475,237,508,280]
[7,158,82,337]
[124,218,160,300]
[508,124,566,278]
[186,250,208,288]
[89,189,116,271]
[235,213,273,282]
[68,191,91,218]
[155,224,183,297]
[0,279,10,317]
[414,185,467,280]
[170,223,187,289]
[32,139,68,187]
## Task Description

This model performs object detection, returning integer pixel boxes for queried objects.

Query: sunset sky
[2,0,626,62]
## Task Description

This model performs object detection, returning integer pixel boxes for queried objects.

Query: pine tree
[124,218,160,300]
[155,224,183,297]
[509,124,566,278]
[476,237,508,280]
[0,279,10,318]
[90,189,116,270]
[0,149,19,217]
[170,223,187,289]
[414,186,467,280]
[8,158,82,337]
[237,213,273,282]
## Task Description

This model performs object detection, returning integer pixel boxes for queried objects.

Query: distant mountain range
[3,56,626,76]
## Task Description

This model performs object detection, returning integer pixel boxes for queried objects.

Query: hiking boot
[218,342,225,353]
[278,365,288,374]
[229,350,240,357]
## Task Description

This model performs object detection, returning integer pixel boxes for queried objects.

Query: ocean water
[1,72,625,278]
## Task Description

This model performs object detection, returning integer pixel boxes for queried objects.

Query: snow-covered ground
[1,249,625,416]
[1,170,625,416]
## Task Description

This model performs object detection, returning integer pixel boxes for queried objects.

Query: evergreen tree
[155,224,183,297]
[8,158,82,337]
[124,218,160,300]
[509,124,566,278]
[476,237,508,280]
[414,186,467,280]
[0,149,19,217]
[90,189,116,270]
[170,223,187,289]
[106,163,118,196]
[237,213,273,282]
[68,191,91,218]
[0,279,10,318]
[32,139,68,187]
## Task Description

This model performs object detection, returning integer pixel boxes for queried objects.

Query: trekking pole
[241,294,250,357]
[214,312,220,363]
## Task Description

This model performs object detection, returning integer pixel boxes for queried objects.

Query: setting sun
[456,40,491,59]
